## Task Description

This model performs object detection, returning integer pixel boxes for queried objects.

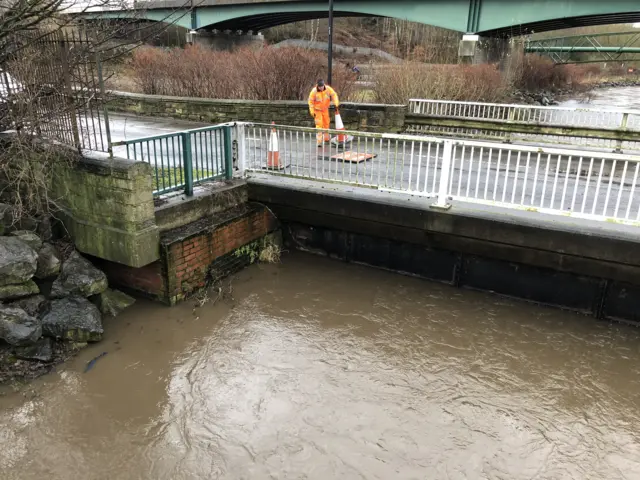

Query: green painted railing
[111,124,233,196]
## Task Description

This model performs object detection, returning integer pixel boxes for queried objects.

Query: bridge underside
[206,12,377,33]
[484,12,640,38]
[83,1,640,38]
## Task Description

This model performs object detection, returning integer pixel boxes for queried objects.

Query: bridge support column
[190,30,264,51]
[458,35,525,82]
[458,35,515,65]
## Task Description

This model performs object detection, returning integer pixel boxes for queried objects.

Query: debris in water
[84,352,107,373]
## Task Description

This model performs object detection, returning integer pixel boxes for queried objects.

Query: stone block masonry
[97,202,278,305]
[108,91,407,133]
[51,154,159,268]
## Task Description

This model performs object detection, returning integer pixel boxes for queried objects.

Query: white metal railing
[238,122,640,225]
[407,98,640,152]
[242,123,447,196]
[409,99,640,130]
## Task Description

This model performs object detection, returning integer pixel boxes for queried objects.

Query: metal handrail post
[181,132,194,196]
[223,126,233,180]
[432,140,453,210]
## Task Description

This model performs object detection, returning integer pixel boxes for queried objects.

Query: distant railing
[407,99,640,152]
[111,124,233,196]
[240,122,640,225]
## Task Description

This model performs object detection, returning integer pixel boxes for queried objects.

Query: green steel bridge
[79,0,640,37]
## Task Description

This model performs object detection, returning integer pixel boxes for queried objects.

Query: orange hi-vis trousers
[314,109,331,144]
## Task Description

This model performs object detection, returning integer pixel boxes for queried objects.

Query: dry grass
[129,45,357,100]
[259,241,281,263]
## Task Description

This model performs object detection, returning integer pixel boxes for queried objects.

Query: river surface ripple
[1,254,639,479]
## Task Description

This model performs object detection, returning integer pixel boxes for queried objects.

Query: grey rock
[42,297,103,342]
[0,203,12,235]
[96,289,135,317]
[36,216,53,242]
[0,236,37,286]
[8,294,48,318]
[14,337,53,362]
[9,230,43,251]
[50,252,108,298]
[0,306,42,346]
[0,280,39,301]
[35,243,61,279]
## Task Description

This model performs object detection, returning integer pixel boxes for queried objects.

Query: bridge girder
[525,31,640,64]
[79,0,640,38]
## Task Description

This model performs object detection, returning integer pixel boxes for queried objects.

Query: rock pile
[0,219,135,382]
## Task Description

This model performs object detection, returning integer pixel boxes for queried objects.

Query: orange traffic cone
[331,109,352,147]
[335,110,346,144]
[267,122,280,169]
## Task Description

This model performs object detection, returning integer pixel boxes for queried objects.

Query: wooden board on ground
[261,164,289,171]
[330,151,376,163]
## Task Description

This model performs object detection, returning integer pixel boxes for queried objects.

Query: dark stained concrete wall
[247,176,640,325]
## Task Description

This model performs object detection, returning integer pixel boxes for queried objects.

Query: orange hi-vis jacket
[308,85,340,115]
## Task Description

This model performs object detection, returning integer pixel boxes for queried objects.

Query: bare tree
[0,0,191,226]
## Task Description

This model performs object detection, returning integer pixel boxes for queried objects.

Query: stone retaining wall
[108,91,407,132]
[52,154,159,268]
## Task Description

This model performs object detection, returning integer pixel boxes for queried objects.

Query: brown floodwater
[1,253,639,480]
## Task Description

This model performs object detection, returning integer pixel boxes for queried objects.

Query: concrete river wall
[248,175,640,326]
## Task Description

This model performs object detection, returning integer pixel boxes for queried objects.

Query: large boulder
[0,280,39,301]
[0,236,37,286]
[95,289,135,317]
[9,230,43,252]
[50,252,107,298]
[14,337,53,362]
[42,297,103,342]
[0,306,42,346]
[8,294,48,318]
[35,243,61,279]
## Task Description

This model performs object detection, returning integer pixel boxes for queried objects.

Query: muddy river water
[1,253,639,480]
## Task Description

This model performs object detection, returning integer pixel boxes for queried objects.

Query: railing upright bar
[223,126,233,180]
[181,132,194,196]
[432,140,453,210]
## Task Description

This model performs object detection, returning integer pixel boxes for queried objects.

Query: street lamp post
[328,0,334,85]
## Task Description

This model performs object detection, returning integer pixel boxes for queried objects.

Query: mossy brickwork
[108,91,407,133]
[52,155,160,268]
[98,202,278,305]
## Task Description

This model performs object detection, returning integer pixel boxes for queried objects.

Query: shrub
[129,45,355,101]
[510,54,594,93]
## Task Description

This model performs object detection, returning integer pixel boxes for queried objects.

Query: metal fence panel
[242,122,640,226]
[244,123,447,196]
[407,98,640,152]
[112,124,233,196]
[0,29,111,153]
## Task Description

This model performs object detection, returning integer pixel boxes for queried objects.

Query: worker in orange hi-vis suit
[308,79,340,146]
